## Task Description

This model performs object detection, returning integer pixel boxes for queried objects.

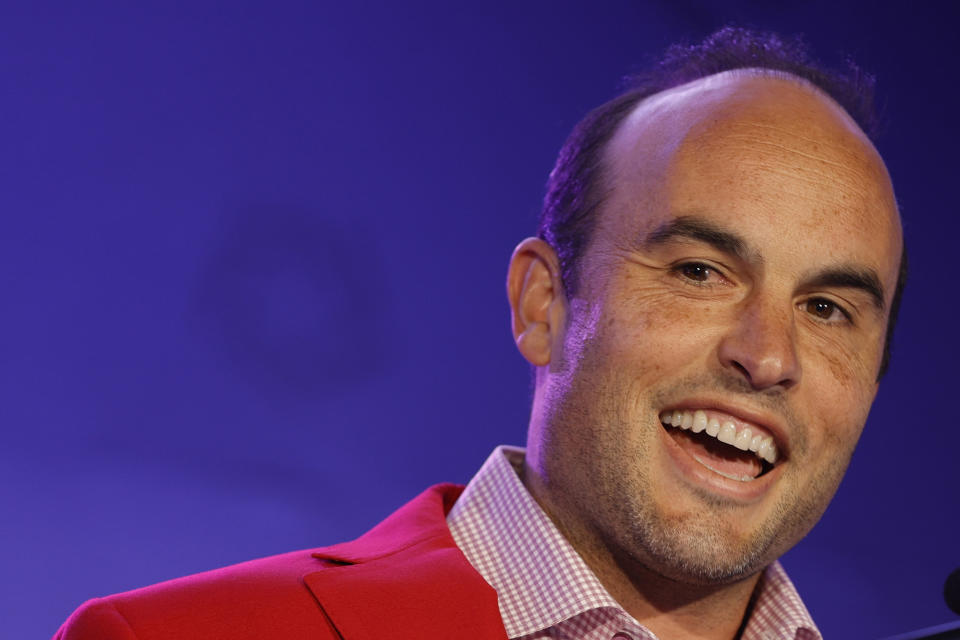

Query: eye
[804,298,850,324]
[675,262,719,285]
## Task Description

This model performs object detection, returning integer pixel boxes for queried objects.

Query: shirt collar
[448,445,626,638]
[742,561,822,640]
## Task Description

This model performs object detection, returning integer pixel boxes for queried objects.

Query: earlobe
[506,238,565,367]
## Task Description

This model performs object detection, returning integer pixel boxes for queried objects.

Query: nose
[717,295,801,391]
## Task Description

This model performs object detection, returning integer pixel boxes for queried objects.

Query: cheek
[603,285,730,363]
[804,321,884,388]
[801,333,879,433]
[800,359,875,467]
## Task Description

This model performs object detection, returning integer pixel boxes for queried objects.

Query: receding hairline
[611,67,875,157]
[654,67,855,108]
[601,66,897,221]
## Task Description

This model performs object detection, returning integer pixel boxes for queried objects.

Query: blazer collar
[303,484,508,640]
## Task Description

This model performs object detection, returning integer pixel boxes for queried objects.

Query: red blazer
[54,484,509,639]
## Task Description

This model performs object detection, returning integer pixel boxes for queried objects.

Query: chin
[647,540,765,586]
[607,497,789,587]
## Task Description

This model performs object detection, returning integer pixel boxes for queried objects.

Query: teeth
[706,417,721,437]
[689,455,755,482]
[659,409,780,466]
[692,410,708,433]
[758,440,777,464]
[717,422,736,445]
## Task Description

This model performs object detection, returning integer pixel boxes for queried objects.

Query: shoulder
[54,485,469,640]
[54,548,342,640]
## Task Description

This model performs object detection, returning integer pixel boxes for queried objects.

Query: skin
[506,71,902,639]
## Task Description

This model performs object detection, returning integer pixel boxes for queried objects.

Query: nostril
[731,360,751,381]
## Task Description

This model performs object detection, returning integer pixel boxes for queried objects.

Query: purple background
[2,2,957,638]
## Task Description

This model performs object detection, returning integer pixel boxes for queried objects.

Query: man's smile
[656,405,790,499]
[662,409,779,466]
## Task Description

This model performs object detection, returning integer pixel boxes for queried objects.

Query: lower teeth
[691,454,756,482]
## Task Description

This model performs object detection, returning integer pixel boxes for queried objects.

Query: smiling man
[497,57,902,637]
[56,27,905,640]
[462,27,903,640]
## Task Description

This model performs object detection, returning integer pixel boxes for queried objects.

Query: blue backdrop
[2,2,957,638]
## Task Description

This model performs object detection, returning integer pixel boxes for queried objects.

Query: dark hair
[538,26,906,379]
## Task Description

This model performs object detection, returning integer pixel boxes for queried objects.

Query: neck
[521,461,763,640]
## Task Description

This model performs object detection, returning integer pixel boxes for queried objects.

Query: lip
[656,399,790,502]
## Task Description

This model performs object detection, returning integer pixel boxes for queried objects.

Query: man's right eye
[677,262,714,283]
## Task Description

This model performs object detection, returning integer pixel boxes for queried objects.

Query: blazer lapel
[302,484,509,640]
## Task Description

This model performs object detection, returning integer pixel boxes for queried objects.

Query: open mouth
[659,409,780,482]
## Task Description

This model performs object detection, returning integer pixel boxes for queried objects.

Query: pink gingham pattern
[447,446,821,640]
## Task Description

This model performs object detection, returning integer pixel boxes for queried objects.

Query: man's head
[539,27,905,378]
[506,29,903,587]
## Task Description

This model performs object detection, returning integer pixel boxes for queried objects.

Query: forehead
[598,71,902,300]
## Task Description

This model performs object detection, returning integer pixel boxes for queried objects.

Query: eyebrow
[803,266,886,312]
[644,215,887,312]
[644,216,752,263]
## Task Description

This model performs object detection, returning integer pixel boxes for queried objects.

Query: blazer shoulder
[55,484,468,640]
[55,548,341,640]
[54,597,139,640]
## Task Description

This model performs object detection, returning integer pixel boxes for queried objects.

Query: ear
[506,238,566,367]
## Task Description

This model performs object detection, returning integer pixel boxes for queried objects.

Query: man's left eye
[804,298,848,323]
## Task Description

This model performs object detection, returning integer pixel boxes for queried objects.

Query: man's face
[524,72,902,585]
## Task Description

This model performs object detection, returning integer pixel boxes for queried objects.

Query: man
[56,27,905,639]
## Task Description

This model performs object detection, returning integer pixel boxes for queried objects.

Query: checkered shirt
[447,446,821,640]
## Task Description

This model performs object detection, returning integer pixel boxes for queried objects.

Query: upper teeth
[660,409,778,465]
